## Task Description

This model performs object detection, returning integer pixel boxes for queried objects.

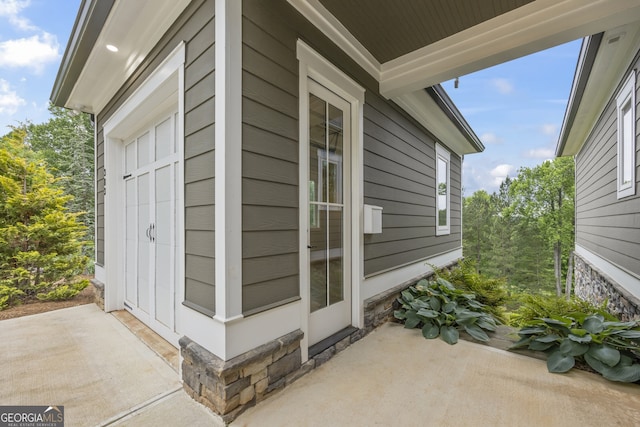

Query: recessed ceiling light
[106,44,118,52]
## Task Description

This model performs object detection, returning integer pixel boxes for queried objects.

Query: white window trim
[616,70,636,199]
[435,143,451,236]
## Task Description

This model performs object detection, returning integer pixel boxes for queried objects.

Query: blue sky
[0,0,80,133]
[444,40,582,195]
[0,0,581,196]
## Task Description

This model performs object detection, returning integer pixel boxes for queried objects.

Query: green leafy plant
[394,277,499,345]
[511,313,640,382]
[509,294,613,327]
[36,280,89,302]
[0,284,24,310]
[436,260,509,323]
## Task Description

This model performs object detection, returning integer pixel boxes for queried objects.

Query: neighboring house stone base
[179,262,455,423]
[90,278,105,310]
[574,254,640,321]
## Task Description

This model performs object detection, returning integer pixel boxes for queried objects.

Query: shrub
[0,284,24,310]
[511,313,640,382]
[436,260,509,323]
[394,277,499,345]
[36,280,89,302]
[509,294,613,327]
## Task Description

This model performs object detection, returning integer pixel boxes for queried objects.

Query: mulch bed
[0,283,95,321]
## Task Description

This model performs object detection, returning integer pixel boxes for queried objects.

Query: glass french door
[307,79,352,345]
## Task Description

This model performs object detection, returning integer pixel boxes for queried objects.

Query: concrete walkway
[0,304,222,427]
[234,323,640,427]
[2,305,640,426]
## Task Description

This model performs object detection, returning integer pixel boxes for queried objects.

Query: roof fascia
[555,33,603,157]
[426,85,484,153]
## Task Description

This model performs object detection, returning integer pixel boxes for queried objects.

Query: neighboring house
[557,21,640,321]
[51,0,640,421]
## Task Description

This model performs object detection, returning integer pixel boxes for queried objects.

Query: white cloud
[490,78,514,95]
[525,147,555,159]
[480,132,503,145]
[0,0,37,31]
[540,123,558,136]
[489,164,515,186]
[0,78,26,114]
[0,33,60,74]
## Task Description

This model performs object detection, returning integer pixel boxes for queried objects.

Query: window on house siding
[616,70,636,199]
[435,144,450,236]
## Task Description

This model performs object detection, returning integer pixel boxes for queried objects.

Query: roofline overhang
[50,0,115,108]
[555,33,603,157]
[427,85,485,153]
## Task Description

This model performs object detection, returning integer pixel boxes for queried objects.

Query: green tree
[0,129,89,305]
[25,105,94,254]
[462,190,493,274]
[508,157,575,296]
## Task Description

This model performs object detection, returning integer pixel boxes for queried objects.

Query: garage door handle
[150,223,155,242]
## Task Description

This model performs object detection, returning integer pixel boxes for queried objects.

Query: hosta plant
[394,277,499,345]
[511,313,640,382]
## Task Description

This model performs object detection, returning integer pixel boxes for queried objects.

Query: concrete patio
[1,304,640,426]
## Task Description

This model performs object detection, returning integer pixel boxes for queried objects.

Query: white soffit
[289,0,640,99]
[67,0,191,114]
[562,23,640,156]
[393,91,472,156]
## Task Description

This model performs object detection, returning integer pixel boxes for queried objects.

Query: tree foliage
[0,129,89,308]
[24,105,94,254]
[463,158,575,296]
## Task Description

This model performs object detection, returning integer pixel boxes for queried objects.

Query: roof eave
[427,85,485,153]
[50,0,115,109]
[555,33,603,157]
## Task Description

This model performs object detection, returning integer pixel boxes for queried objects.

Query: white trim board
[362,248,463,301]
[575,244,640,299]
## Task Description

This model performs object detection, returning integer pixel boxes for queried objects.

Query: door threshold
[309,326,358,358]
[111,310,180,372]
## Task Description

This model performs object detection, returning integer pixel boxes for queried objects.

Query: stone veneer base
[179,261,456,423]
[574,253,640,321]
[90,278,105,310]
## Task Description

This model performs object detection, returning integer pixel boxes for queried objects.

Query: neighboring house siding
[575,53,640,278]
[95,0,216,313]
[241,0,462,313]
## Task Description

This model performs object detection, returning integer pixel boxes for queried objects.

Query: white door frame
[297,40,365,360]
[102,42,185,347]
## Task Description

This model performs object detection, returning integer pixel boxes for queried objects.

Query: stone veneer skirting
[90,278,105,310]
[179,262,454,423]
[574,253,640,321]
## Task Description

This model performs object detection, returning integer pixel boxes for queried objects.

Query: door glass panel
[327,104,343,204]
[310,206,328,312]
[309,94,326,203]
[155,117,172,161]
[329,206,343,304]
[137,131,150,168]
[155,165,171,326]
[125,179,136,302]
[137,173,150,313]
[308,90,345,312]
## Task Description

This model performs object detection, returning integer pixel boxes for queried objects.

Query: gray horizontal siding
[363,93,461,275]
[95,0,215,314]
[575,52,640,278]
[241,0,463,312]
[96,127,105,265]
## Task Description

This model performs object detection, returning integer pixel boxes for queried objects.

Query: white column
[214,0,243,321]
